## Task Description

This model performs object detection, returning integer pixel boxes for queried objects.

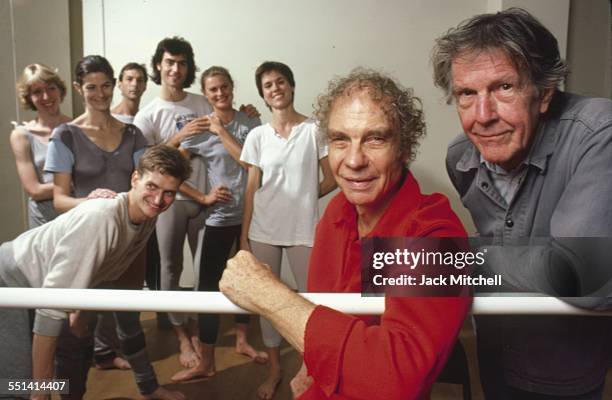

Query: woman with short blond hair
[10,63,70,228]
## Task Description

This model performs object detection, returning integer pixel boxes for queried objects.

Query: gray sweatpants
[250,240,311,348]
[157,199,205,325]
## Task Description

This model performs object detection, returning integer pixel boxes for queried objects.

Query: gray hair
[432,7,568,103]
[315,68,426,163]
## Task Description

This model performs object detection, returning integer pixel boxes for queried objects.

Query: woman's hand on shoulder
[87,188,117,200]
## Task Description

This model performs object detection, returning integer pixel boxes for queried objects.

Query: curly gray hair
[315,68,426,163]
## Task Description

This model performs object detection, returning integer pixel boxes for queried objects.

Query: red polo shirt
[301,172,471,399]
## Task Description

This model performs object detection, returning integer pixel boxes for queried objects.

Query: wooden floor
[83,313,303,400]
[78,313,611,400]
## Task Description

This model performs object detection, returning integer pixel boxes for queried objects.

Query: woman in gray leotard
[45,56,148,212]
[171,66,266,383]
[44,55,184,400]
[9,64,70,228]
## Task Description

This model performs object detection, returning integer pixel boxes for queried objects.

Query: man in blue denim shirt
[433,8,612,400]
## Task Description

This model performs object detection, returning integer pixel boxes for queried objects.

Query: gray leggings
[157,199,205,325]
[250,240,311,348]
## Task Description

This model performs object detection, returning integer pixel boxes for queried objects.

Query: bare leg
[235,322,268,363]
[173,323,199,368]
[257,346,282,400]
[188,317,200,354]
[171,341,216,382]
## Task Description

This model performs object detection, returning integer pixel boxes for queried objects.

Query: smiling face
[203,75,234,111]
[327,89,404,217]
[75,72,114,112]
[118,69,147,101]
[128,170,181,224]
[260,70,294,110]
[29,81,62,115]
[451,49,554,170]
[157,52,188,89]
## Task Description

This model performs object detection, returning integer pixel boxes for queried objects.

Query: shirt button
[505,218,514,228]
[481,181,489,189]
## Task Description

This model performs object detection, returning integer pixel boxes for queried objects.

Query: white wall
[0,0,22,241]
[1,1,579,243]
[3,0,604,292]
[79,0,494,287]
[83,0,496,233]
[79,1,585,288]
[502,0,570,59]
[566,0,612,98]
[81,0,581,236]
[77,0,570,287]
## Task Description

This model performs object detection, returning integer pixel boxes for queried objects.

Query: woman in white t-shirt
[240,61,336,400]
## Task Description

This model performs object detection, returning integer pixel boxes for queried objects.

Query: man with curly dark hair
[134,36,216,369]
[220,69,471,400]
[134,36,261,372]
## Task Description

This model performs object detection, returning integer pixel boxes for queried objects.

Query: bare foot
[191,335,202,354]
[173,323,200,368]
[236,341,269,364]
[257,369,281,399]
[171,362,216,382]
[95,356,131,370]
[178,340,199,369]
[143,386,186,400]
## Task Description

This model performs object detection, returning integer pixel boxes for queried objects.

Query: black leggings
[198,224,249,344]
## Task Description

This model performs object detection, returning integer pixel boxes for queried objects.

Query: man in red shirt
[220,69,471,399]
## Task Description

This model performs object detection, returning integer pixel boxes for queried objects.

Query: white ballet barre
[0,288,610,316]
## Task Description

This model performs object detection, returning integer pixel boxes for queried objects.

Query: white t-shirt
[112,113,135,124]
[133,92,213,144]
[240,119,327,246]
[133,92,213,199]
